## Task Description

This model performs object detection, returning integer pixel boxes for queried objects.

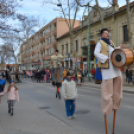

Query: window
[123,25,129,42]
[43,30,45,36]
[66,44,68,54]
[94,11,97,17]
[90,36,94,40]
[49,48,51,54]
[48,38,51,44]
[84,38,87,46]
[62,45,64,55]
[108,31,111,39]
[98,34,101,40]
[76,40,78,51]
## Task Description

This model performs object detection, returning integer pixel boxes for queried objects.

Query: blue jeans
[65,100,76,117]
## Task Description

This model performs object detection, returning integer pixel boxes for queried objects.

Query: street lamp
[57,3,62,6]
[68,53,70,69]
[38,59,40,70]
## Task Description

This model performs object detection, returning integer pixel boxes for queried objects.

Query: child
[0,81,19,116]
[62,73,77,119]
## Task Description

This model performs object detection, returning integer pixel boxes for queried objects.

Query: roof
[119,1,134,11]
[57,1,134,40]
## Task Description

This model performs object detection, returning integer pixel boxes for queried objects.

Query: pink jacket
[0,86,19,102]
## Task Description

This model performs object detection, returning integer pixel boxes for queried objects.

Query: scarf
[101,38,114,48]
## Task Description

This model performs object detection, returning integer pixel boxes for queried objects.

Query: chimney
[84,15,88,20]
[112,0,119,12]
[112,0,118,6]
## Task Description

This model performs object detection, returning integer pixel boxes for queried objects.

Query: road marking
[126,106,134,109]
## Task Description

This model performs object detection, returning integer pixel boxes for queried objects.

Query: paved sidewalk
[0,92,80,134]
[81,81,134,94]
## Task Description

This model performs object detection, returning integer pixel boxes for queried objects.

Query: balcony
[31,53,38,59]
[32,46,38,51]
[45,41,57,49]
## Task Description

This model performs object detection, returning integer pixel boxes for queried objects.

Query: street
[0,78,134,134]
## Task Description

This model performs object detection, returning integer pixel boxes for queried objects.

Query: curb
[81,84,134,94]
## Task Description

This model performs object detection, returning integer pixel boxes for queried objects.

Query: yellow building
[57,0,134,72]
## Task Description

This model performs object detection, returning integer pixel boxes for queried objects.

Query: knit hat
[10,80,14,84]
[55,50,59,52]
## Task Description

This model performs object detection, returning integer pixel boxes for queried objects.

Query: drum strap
[108,44,114,48]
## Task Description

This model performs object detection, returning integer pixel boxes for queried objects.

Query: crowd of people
[23,69,51,83]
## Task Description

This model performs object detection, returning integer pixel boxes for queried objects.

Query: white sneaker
[71,115,76,119]
[68,116,72,120]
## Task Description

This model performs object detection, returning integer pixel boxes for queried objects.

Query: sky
[17,0,134,27]
[1,0,134,63]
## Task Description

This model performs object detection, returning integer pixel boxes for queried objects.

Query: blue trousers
[65,100,76,117]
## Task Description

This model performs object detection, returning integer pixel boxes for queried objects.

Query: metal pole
[88,2,91,81]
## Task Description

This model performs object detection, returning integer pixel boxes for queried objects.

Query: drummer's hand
[120,44,124,49]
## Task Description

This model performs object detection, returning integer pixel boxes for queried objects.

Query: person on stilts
[94,28,123,134]
[51,50,64,100]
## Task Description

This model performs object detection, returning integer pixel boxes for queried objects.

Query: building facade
[57,1,134,73]
[20,18,80,70]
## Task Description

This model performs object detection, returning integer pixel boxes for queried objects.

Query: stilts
[104,115,108,134]
[56,87,61,99]
[104,110,117,134]
[112,110,117,134]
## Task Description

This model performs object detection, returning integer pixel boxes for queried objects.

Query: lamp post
[88,2,91,81]
[38,59,40,70]
[68,53,70,69]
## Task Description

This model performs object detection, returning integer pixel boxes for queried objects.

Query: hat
[55,50,59,52]
[10,80,14,84]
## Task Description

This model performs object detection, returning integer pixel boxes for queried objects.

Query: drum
[111,48,134,68]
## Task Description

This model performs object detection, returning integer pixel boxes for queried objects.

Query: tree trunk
[126,0,134,83]
[126,0,133,49]
[95,0,105,28]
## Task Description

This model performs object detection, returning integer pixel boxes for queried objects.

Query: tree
[125,0,134,83]
[0,0,26,34]
[126,0,134,49]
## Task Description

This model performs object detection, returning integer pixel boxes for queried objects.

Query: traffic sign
[75,62,78,65]
[77,57,81,62]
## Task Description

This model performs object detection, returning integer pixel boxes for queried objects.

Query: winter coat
[0,79,6,85]
[62,80,77,100]
[0,86,19,102]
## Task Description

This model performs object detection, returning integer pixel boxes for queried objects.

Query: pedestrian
[125,67,129,82]
[71,72,75,81]
[94,28,123,134]
[0,81,19,116]
[0,75,6,93]
[79,69,83,83]
[50,49,64,100]
[95,66,102,84]
[23,70,26,79]
[128,68,132,83]
[46,70,50,83]
[62,72,77,119]
[36,70,41,83]
[63,68,67,81]
[91,67,96,78]
[77,71,82,86]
